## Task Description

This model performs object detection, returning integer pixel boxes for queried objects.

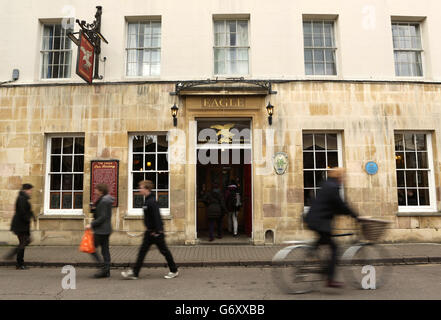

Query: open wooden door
[244,163,252,237]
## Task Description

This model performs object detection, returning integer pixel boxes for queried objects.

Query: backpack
[228,189,242,209]
[234,192,242,208]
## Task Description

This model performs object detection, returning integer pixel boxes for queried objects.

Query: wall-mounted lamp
[266,102,274,125]
[171,103,179,127]
[0,69,20,85]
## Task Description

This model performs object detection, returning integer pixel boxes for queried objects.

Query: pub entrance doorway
[195,119,252,244]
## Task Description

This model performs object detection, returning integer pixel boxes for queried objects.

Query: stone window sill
[38,214,86,220]
[396,212,441,217]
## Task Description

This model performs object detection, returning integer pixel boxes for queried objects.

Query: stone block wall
[1,81,441,244]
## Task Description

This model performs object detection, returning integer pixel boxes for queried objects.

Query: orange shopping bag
[79,229,95,253]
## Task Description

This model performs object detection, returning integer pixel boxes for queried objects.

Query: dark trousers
[90,234,111,272]
[314,231,338,281]
[208,216,223,240]
[5,232,31,267]
[133,232,177,277]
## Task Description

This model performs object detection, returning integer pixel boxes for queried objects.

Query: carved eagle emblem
[210,123,235,144]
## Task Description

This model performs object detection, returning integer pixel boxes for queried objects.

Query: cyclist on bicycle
[303,167,359,288]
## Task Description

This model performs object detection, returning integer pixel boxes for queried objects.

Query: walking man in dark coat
[86,183,114,278]
[203,183,227,241]
[4,184,36,269]
[303,168,359,288]
[121,180,178,280]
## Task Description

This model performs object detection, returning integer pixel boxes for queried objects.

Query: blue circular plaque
[365,161,378,175]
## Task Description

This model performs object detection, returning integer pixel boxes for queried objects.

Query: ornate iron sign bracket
[68,6,108,81]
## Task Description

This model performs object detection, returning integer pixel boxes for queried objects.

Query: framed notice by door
[90,160,119,207]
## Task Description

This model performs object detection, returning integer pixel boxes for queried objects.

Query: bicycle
[271,217,392,294]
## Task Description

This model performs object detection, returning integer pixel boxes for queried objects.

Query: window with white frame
[394,133,435,210]
[392,23,423,77]
[303,133,342,206]
[214,19,249,75]
[41,24,73,79]
[126,21,161,77]
[45,136,84,213]
[303,20,337,76]
[129,134,169,214]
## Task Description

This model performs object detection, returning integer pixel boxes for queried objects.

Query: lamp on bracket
[171,103,179,127]
[266,102,274,126]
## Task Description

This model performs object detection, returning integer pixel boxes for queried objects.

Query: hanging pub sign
[67,6,109,83]
[90,160,119,207]
[76,31,95,84]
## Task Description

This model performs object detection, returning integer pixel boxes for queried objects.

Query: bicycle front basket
[359,218,391,241]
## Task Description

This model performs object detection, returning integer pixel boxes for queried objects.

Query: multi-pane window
[395,133,434,208]
[130,135,169,213]
[303,133,340,206]
[46,137,84,212]
[41,24,72,79]
[126,21,161,76]
[214,20,249,75]
[303,21,337,75]
[392,23,423,77]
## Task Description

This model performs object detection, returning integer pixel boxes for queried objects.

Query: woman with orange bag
[86,184,114,278]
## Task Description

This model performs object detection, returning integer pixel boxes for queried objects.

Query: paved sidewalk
[1,243,441,268]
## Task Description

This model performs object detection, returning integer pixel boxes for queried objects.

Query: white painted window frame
[127,133,170,216]
[40,23,73,80]
[125,19,162,78]
[213,19,250,77]
[303,132,343,213]
[44,134,84,215]
[396,132,437,213]
[303,20,338,76]
[391,22,424,78]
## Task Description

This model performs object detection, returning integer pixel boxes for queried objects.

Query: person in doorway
[86,183,114,278]
[121,180,178,280]
[225,180,242,237]
[4,184,36,270]
[303,167,359,288]
[202,183,227,241]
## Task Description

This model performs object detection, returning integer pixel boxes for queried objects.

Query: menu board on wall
[90,160,119,207]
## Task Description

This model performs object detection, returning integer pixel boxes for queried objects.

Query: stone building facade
[1,81,441,245]
[1,0,441,245]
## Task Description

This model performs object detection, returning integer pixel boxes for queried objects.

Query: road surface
[0,264,440,300]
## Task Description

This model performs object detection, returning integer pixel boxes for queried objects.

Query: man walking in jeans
[122,180,178,280]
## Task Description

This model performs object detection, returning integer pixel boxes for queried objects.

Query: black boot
[94,268,110,278]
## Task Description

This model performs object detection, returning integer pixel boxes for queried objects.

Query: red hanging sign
[76,31,95,84]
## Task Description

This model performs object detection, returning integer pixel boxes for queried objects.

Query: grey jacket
[91,194,114,235]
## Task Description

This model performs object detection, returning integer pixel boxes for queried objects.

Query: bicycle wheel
[341,244,392,289]
[271,244,326,294]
